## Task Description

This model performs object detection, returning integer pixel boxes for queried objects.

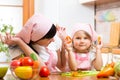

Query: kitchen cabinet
[79,0,120,6]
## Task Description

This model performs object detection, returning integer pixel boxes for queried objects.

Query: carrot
[72,71,79,77]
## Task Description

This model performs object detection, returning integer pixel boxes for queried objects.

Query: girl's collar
[74,50,89,53]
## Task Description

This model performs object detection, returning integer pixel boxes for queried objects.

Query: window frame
[23,0,34,25]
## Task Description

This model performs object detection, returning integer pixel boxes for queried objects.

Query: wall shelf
[80,0,120,6]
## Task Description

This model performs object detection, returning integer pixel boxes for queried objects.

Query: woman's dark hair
[41,24,56,39]
[28,24,56,54]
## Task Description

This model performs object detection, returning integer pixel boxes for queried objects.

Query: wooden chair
[101,22,120,53]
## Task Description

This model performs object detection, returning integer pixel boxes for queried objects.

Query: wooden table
[3,74,115,80]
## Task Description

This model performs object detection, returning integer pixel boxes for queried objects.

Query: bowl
[10,66,40,80]
[0,62,10,79]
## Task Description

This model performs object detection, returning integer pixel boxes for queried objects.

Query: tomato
[21,57,33,66]
[39,66,50,77]
[10,60,22,67]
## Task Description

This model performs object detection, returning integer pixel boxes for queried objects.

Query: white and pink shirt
[75,52,96,70]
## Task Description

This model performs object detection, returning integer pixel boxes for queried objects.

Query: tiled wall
[102,53,120,66]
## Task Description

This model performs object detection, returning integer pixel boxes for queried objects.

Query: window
[0,0,34,33]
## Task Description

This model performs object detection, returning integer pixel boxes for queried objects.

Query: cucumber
[30,53,38,61]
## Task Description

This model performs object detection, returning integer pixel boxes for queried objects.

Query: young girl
[3,13,66,73]
[59,23,103,71]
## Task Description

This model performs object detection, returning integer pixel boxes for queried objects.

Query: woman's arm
[4,33,45,68]
[17,38,45,67]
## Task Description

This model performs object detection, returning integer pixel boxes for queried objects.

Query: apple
[39,66,50,77]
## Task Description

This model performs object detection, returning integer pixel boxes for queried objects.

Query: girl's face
[35,37,55,47]
[72,30,92,53]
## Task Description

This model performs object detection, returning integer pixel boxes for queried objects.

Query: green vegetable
[0,42,8,52]
[0,67,8,78]
[114,61,120,76]
[61,72,72,76]
[0,24,14,62]
[0,24,14,35]
[0,24,14,53]
[30,53,38,61]
[61,71,99,77]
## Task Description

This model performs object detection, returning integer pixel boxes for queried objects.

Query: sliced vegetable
[65,36,72,44]
[61,71,99,77]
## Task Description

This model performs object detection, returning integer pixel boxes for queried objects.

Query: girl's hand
[96,40,103,51]
[96,35,103,49]
[64,42,73,52]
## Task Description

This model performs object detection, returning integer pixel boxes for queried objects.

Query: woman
[4,13,66,73]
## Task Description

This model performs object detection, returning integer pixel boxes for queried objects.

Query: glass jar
[0,43,11,79]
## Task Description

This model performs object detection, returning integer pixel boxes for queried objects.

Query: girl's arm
[56,48,66,71]
[92,45,103,71]
[56,26,67,70]
[56,41,67,71]
[57,26,77,71]
[67,47,77,71]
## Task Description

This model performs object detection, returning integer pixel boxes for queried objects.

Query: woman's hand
[56,25,73,51]
[56,25,67,41]
[3,33,21,46]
